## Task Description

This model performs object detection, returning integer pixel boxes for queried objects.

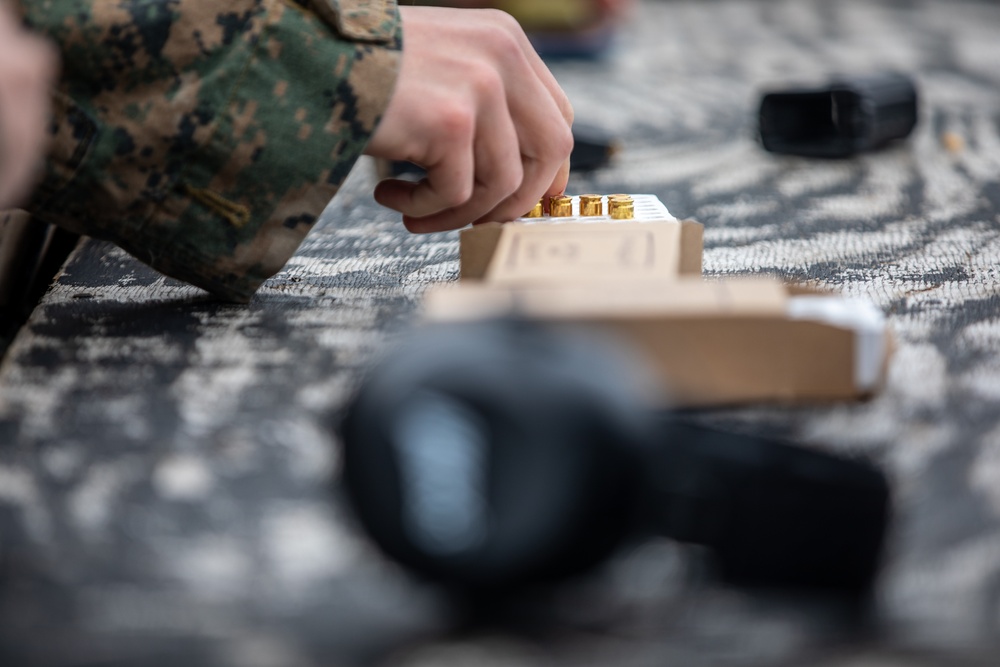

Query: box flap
[424,278,789,320]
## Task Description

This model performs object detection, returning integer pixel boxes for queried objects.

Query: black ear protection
[339,319,890,597]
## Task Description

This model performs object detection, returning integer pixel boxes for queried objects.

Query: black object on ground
[758,72,918,157]
[339,319,891,597]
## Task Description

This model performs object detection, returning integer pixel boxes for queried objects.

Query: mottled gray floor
[3,0,1000,665]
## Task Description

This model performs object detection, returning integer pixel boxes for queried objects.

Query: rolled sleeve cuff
[27,0,403,302]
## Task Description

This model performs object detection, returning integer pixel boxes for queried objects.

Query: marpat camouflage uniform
[13,0,402,301]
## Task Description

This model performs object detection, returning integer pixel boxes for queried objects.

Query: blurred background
[4,1,1000,666]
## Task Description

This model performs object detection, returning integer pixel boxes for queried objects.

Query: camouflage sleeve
[16,0,402,302]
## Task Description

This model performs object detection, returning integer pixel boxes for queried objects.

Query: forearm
[18,0,402,301]
[0,0,56,210]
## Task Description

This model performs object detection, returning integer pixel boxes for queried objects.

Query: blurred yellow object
[500,0,598,30]
[941,131,965,154]
[525,199,544,217]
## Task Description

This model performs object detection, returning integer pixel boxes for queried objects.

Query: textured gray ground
[3,0,1000,664]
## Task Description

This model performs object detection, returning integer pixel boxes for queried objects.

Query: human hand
[0,3,58,209]
[364,6,574,233]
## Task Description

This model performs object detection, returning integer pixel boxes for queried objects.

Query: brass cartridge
[610,202,634,219]
[609,195,635,219]
[550,195,573,217]
[524,199,544,218]
[579,194,604,217]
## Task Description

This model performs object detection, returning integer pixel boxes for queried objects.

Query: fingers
[373,61,524,232]
[403,96,523,233]
[373,106,476,220]
[470,19,574,223]
[546,155,572,200]
[366,6,574,233]
[479,99,574,222]
[486,9,575,127]
[424,22,573,227]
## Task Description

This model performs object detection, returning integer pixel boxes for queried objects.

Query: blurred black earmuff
[339,319,890,598]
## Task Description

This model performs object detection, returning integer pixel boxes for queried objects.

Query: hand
[364,6,574,233]
[0,4,58,209]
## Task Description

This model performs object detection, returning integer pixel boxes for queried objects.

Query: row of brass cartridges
[524,194,635,220]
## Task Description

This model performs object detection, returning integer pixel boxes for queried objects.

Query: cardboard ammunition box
[422,278,890,408]
[459,195,703,283]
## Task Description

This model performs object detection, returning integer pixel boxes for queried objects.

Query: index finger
[490,11,574,125]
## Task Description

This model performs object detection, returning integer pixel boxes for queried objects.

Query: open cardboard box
[422,278,891,408]
[459,195,704,282]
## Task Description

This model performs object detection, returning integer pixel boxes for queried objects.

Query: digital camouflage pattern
[14,0,402,301]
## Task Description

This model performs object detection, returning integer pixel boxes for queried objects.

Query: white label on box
[787,296,888,391]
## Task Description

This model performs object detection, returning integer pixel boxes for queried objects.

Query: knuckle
[549,124,575,160]
[473,13,524,62]
[560,96,575,125]
[467,62,504,100]
[488,28,521,60]
[436,102,475,144]
[443,181,473,209]
[483,8,522,32]
[493,166,523,199]
[426,172,473,211]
